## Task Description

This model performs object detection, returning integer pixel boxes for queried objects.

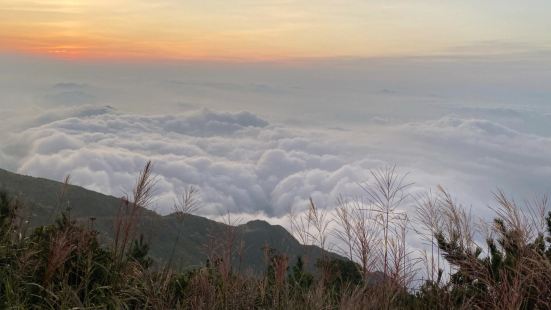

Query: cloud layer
[5,107,375,216]
[4,104,551,225]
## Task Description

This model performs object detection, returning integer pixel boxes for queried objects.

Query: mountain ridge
[0,168,336,273]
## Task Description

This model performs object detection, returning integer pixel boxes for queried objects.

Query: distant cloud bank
[2,104,551,227]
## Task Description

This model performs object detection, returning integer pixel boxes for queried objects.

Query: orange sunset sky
[1,0,550,61]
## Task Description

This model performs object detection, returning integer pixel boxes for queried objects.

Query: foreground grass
[2,164,551,309]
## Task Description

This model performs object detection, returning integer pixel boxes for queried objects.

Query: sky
[1,1,551,254]
[2,1,551,60]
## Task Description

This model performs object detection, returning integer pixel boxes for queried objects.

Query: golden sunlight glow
[1,0,549,61]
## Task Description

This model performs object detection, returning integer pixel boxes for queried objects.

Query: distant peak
[244,219,271,227]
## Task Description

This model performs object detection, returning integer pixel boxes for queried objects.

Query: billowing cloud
[5,103,551,227]
[4,107,374,217]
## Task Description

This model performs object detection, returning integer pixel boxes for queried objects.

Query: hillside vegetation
[0,167,331,273]
[2,163,551,309]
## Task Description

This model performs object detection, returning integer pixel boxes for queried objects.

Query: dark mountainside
[0,168,332,273]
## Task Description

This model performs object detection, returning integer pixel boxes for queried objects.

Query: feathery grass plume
[414,189,444,284]
[174,185,200,220]
[334,194,380,281]
[334,195,355,261]
[288,197,332,275]
[218,209,241,281]
[113,160,155,261]
[43,230,74,284]
[167,185,201,269]
[46,175,72,225]
[359,165,412,280]
[306,197,331,257]
[289,201,313,267]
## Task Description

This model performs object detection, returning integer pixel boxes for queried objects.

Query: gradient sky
[2,0,551,60]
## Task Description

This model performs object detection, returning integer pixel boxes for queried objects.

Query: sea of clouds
[1,51,551,237]
[2,106,375,216]
[3,104,551,223]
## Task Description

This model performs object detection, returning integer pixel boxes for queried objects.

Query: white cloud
[4,104,551,226]
[5,108,372,217]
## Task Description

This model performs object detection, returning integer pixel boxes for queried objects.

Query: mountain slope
[0,168,333,273]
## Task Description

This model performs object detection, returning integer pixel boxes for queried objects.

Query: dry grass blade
[174,185,200,221]
[113,160,156,259]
